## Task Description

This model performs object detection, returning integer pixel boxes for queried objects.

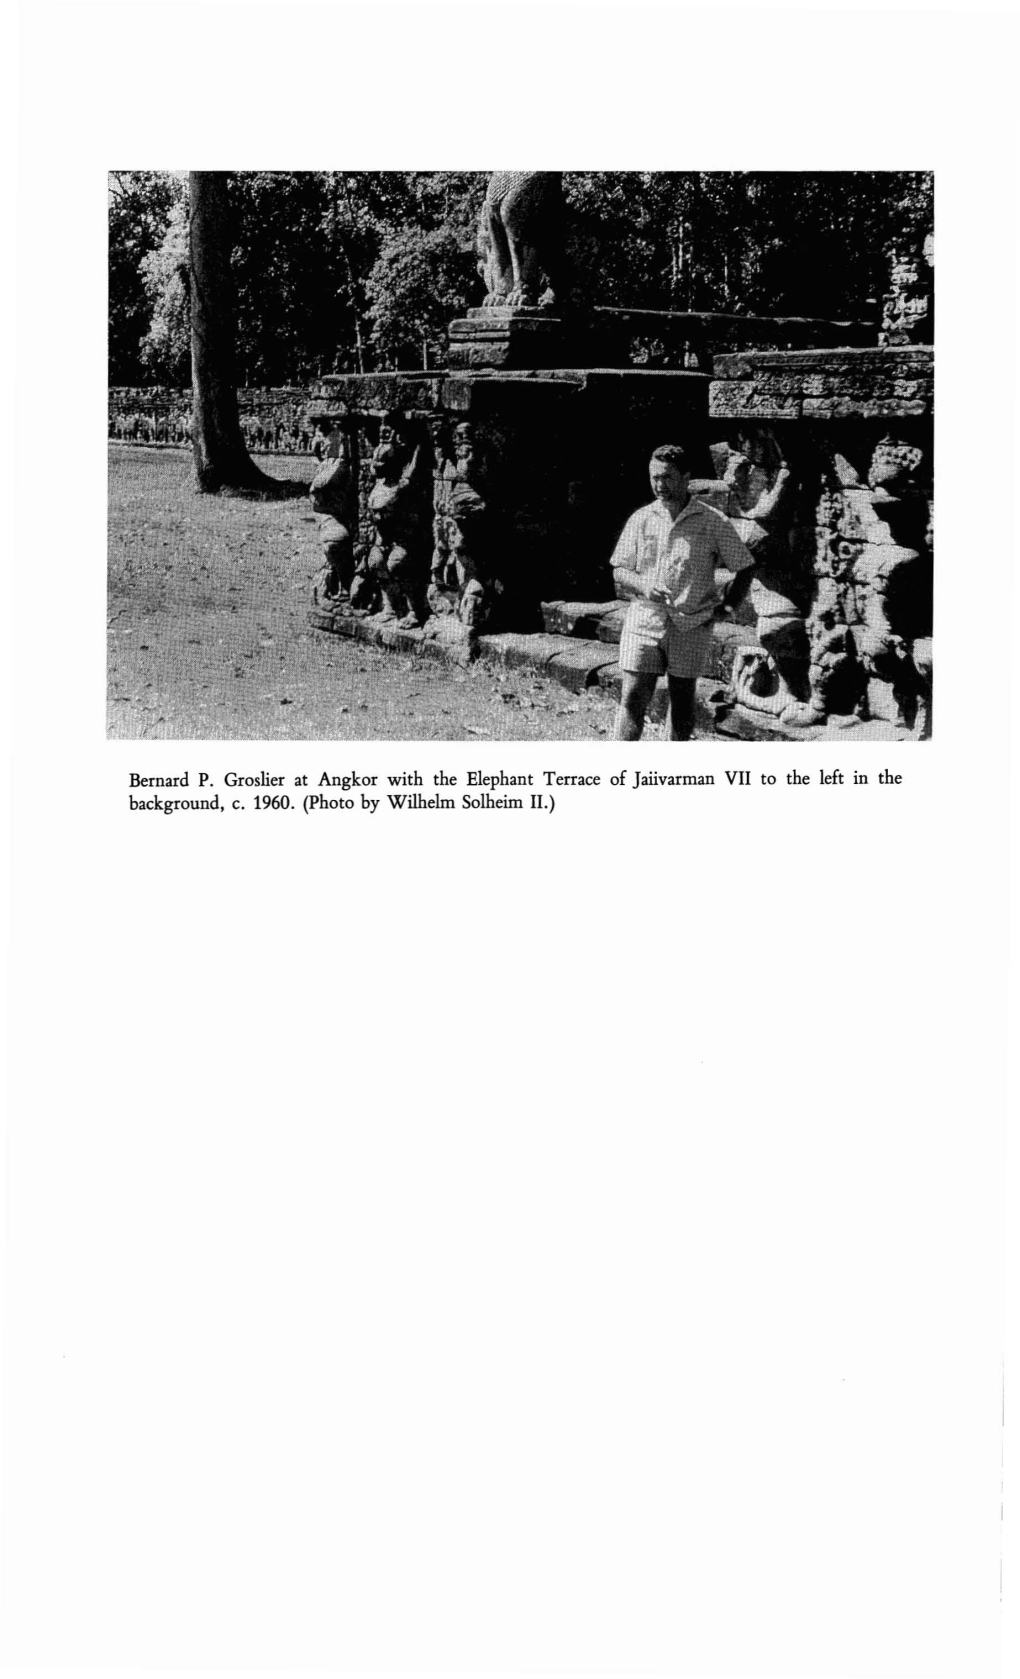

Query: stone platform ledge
[309,609,757,740]
[709,345,933,422]
[310,607,761,695]
[712,346,933,379]
[716,709,924,743]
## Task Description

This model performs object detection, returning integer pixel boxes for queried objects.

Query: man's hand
[646,582,672,604]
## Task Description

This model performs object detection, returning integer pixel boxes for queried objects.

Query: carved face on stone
[373,417,411,480]
[649,456,689,505]
[868,438,922,493]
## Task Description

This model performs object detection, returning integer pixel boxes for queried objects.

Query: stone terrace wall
[707,347,933,735]
[307,368,712,631]
[108,387,324,455]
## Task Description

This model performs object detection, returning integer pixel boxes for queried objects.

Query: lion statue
[478,171,564,311]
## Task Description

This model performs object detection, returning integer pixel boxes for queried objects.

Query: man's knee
[621,671,658,714]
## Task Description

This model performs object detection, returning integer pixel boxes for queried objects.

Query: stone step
[544,641,621,693]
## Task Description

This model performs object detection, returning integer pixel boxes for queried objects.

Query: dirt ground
[108,446,670,743]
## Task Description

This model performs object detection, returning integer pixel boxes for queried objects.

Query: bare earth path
[108,447,651,743]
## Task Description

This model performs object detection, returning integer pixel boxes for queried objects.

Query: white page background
[7,4,1018,1677]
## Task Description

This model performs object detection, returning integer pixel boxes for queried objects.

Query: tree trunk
[189,171,277,494]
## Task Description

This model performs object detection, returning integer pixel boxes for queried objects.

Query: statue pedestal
[448,307,570,370]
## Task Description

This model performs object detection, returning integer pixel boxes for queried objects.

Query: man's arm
[612,513,665,605]
[718,564,755,615]
[613,564,669,605]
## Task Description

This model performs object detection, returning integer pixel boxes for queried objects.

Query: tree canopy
[109,170,933,385]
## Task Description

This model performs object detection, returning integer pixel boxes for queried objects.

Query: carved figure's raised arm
[741,463,791,523]
[398,443,422,489]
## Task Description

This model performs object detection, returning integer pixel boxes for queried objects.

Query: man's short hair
[651,444,688,471]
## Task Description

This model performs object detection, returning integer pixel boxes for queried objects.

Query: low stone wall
[108,387,323,455]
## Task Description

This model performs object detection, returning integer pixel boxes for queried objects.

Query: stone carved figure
[848,437,930,728]
[446,483,490,631]
[718,428,932,733]
[880,233,934,345]
[426,421,496,645]
[795,436,931,732]
[364,413,428,629]
[309,418,356,615]
[714,428,821,729]
[478,171,564,310]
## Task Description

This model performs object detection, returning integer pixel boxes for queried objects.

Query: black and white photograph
[8,6,1019,1679]
[108,169,934,743]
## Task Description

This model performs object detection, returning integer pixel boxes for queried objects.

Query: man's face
[649,458,689,503]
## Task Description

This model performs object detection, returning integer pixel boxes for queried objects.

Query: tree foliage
[108,170,187,382]
[109,170,933,385]
[139,194,190,382]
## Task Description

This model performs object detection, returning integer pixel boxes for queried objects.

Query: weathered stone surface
[316,373,445,414]
[713,347,932,379]
[710,348,933,422]
[545,642,620,691]
[710,387,803,419]
[880,241,934,347]
[377,623,425,654]
[542,601,621,637]
[448,307,570,371]
[450,317,564,342]
[478,632,568,672]
[309,608,352,635]
[477,172,565,311]
[801,396,929,419]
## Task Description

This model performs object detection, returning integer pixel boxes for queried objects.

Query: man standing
[612,444,755,740]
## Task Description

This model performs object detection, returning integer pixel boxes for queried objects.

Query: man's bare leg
[613,670,660,740]
[666,676,697,741]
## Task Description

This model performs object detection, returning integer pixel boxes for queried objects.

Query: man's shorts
[619,615,713,679]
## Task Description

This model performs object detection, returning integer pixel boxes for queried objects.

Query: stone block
[541,600,621,637]
[416,633,463,665]
[309,608,341,634]
[708,380,761,409]
[713,347,933,381]
[545,642,620,692]
[447,340,518,371]
[801,395,930,420]
[378,624,425,654]
[710,387,802,419]
[477,632,567,673]
[316,373,444,414]
[447,312,571,371]
[325,612,361,639]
